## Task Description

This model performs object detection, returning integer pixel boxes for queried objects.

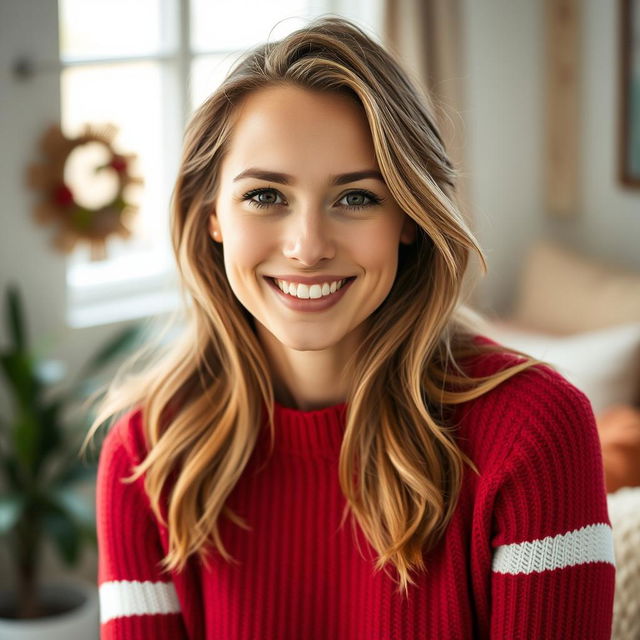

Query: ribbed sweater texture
[96,345,616,639]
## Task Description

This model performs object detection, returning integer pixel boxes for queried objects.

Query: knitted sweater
[96,346,616,639]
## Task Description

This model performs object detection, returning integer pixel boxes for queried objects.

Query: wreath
[26,123,143,260]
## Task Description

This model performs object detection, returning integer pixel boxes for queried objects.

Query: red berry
[110,156,127,173]
[53,183,74,207]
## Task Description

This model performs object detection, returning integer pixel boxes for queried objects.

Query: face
[210,84,415,353]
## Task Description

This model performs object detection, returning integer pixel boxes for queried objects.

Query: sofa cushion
[481,321,640,413]
[512,241,640,334]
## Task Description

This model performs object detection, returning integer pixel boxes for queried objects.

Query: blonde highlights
[84,16,545,596]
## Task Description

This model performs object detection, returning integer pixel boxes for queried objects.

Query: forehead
[220,84,378,179]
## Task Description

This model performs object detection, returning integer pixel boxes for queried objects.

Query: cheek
[222,221,271,272]
[347,219,403,273]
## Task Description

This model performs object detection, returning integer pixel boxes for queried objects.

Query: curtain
[383,0,468,217]
[382,0,477,297]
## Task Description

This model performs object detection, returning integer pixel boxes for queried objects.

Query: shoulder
[454,334,597,476]
[99,406,149,470]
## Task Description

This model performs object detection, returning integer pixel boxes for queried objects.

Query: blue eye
[241,188,384,211]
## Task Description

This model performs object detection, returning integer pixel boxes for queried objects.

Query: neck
[256,325,360,411]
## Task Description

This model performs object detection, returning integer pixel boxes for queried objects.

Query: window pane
[61,62,171,283]
[190,53,241,111]
[191,0,317,52]
[59,0,163,59]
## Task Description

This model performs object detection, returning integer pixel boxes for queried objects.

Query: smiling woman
[85,15,615,640]
[209,85,415,390]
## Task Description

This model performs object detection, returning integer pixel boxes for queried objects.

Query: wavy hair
[83,15,545,596]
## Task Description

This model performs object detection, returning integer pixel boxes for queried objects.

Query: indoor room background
[0,0,639,636]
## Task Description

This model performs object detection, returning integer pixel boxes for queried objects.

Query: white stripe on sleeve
[99,579,182,624]
[492,523,616,575]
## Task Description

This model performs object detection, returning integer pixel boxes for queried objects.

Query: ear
[400,216,417,245]
[208,213,222,243]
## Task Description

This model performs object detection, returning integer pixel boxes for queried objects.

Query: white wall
[0,0,132,588]
[464,0,545,315]
[1,0,65,343]
[465,0,640,316]
[547,0,640,270]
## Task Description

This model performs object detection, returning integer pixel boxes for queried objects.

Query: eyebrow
[233,167,385,186]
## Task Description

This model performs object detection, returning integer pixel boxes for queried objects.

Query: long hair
[83,15,544,596]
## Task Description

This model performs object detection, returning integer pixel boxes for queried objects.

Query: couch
[478,240,640,640]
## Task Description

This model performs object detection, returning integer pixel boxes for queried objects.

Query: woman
[89,16,615,639]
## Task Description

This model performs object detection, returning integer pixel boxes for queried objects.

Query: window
[59,0,382,327]
[58,0,341,328]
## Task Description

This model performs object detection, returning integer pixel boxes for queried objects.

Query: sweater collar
[260,399,347,457]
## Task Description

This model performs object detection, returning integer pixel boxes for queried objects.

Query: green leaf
[35,398,64,464]
[0,454,20,490]
[42,503,82,566]
[12,410,41,475]
[0,351,40,406]
[0,494,25,534]
[6,285,26,351]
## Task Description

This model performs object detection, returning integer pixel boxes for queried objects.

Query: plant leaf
[0,351,39,406]
[42,501,82,566]
[0,494,25,534]
[12,410,41,475]
[6,285,26,351]
[0,452,20,490]
[35,398,64,465]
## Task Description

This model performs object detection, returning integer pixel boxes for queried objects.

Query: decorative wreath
[26,123,143,260]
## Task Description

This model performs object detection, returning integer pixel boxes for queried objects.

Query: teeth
[275,278,348,300]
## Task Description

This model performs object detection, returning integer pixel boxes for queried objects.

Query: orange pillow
[596,405,640,493]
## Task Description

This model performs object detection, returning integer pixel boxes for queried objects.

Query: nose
[282,208,336,266]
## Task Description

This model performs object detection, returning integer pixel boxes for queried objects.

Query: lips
[264,275,356,311]
[267,274,355,285]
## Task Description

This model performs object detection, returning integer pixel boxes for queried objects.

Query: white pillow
[482,321,640,414]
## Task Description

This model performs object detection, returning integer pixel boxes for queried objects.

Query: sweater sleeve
[96,410,189,639]
[488,374,616,639]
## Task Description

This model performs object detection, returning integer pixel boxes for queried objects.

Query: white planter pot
[0,578,99,640]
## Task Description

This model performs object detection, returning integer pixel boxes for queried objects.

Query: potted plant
[0,283,145,638]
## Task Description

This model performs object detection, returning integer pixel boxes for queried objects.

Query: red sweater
[96,347,616,639]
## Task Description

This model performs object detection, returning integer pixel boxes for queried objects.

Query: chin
[274,329,346,352]
[281,337,341,352]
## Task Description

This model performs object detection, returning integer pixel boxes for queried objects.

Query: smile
[274,278,348,299]
[264,276,356,312]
